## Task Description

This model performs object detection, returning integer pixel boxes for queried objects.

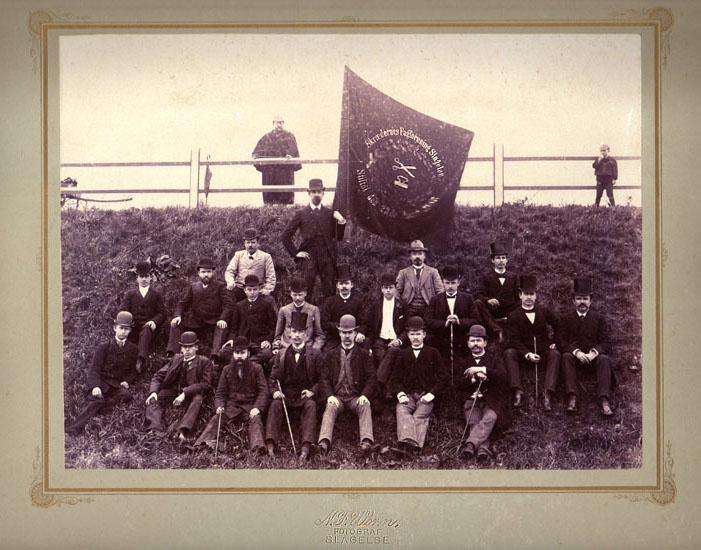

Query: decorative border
[32,11,672,504]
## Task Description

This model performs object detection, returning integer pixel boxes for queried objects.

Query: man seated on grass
[320,264,370,351]
[65,311,139,436]
[504,275,561,410]
[224,274,277,375]
[558,278,615,417]
[474,242,520,343]
[225,227,276,303]
[167,257,233,362]
[119,260,169,373]
[457,325,512,461]
[272,277,325,355]
[265,312,322,461]
[388,316,447,457]
[144,331,213,441]
[317,315,378,455]
[193,336,268,454]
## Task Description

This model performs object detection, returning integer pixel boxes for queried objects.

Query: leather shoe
[359,439,374,452]
[265,441,276,458]
[513,390,524,408]
[299,442,311,461]
[318,439,330,455]
[542,392,553,412]
[601,398,613,416]
[461,442,476,459]
[476,447,492,461]
[566,395,577,413]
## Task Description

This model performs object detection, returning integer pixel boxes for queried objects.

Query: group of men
[65,178,617,464]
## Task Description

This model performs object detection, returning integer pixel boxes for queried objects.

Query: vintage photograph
[60,32,642,471]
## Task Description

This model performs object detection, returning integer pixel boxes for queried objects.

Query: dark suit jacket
[318,345,377,401]
[149,354,213,398]
[215,359,269,412]
[281,205,344,261]
[424,291,480,340]
[230,295,278,345]
[368,296,408,346]
[269,345,322,399]
[321,293,371,342]
[86,339,139,390]
[174,279,233,326]
[475,270,520,316]
[119,287,169,328]
[389,345,448,397]
[558,309,610,356]
[505,305,559,357]
[456,351,512,430]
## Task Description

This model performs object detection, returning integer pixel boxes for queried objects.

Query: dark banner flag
[333,66,474,243]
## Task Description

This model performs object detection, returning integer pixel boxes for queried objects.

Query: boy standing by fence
[593,144,618,206]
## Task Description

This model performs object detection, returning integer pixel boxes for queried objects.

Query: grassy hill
[62,203,642,470]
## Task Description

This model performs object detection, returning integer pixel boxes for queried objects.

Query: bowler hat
[243,274,261,287]
[408,240,428,252]
[489,242,510,256]
[231,336,250,351]
[290,311,308,331]
[135,260,152,277]
[406,316,425,331]
[114,311,133,327]
[380,272,396,287]
[289,277,306,293]
[337,314,358,331]
[197,258,216,270]
[335,264,352,282]
[573,278,593,296]
[179,331,199,346]
[308,178,324,191]
[519,275,537,292]
[442,265,460,280]
[468,325,487,339]
[243,228,259,241]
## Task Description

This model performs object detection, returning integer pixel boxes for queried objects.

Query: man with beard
[272,277,325,354]
[252,115,301,205]
[503,275,561,410]
[144,331,213,441]
[167,258,233,361]
[320,264,369,351]
[281,178,346,300]
[396,240,444,318]
[224,227,276,303]
[558,278,615,416]
[193,336,268,454]
[266,312,322,461]
[457,325,512,461]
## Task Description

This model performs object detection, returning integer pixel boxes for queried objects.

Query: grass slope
[62,204,642,470]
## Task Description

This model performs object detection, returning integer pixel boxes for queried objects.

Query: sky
[59,32,641,208]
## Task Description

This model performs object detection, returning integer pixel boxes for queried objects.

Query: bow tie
[248,256,255,261]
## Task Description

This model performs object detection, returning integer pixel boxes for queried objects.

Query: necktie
[415,268,421,280]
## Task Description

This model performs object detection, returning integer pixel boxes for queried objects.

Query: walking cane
[533,336,538,406]
[214,409,223,458]
[449,323,455,387]
[455,378,484,457]
[277,380,297,455]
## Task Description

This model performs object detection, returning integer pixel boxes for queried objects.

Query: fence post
[492,143,504,208]
[189,148,200,208]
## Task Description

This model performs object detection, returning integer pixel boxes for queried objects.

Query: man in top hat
[144,331,213,440]
[504,275,561,410]
[388,316,448,456]
[457,325,512,461]
[592,144,618,207]
[252,114,301,205]
[265,311,323,461]
[281,178,346,300]
[424,265,481,361]
[320,264,370,351]
[193,336,269,453]
[119,260,169,373]
[558,278,615,416]
[272,277,325,354]
[225,274,277,374]
[225,227,276,303]
[167,257,233,360]
[65,311,139,435]
[370,273,408,385]
[396,240,444,318]
[474,242,521,342]
[317,314,378,454]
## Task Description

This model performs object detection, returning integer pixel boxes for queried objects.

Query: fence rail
[60,146,641,207]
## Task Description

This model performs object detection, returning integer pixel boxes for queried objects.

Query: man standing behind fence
[592,144,617,206]
[252,115,301,205]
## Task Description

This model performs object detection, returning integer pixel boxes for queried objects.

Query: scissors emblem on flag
[393,157,416,189]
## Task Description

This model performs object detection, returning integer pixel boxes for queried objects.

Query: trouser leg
[465,402,497,449]
[543,349,561,394]
[396,397,418,445]
[318,256,336,298]
[66,397,106,433]
[166,324,182,355]
[347,397,374,443]
[595,181,604,206]
[318,399,343,444]
[475,299,503,334]
[562,353,579,396]
[411,398,434,448]
[247,414,265,449]
[299,398,318,445]
[604,182,615,206]
[193,412,228,447]
[212,326,228,358]
[504,348,522,390]
[595,354,613,399]
[265,399,284,445]
[177,394,204,433]
[376,346,400,386]
[302,257,320,302]
[138,324,154,359]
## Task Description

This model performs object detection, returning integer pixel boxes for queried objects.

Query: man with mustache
[281,178,346,300]
[558,278,615,416]
[224,227,276,304]
[395,240,444,318]
[320,264,370,352]
[272,277,325,354]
